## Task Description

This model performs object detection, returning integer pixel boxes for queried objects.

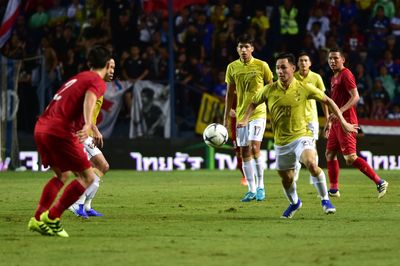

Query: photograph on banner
[129,80,170,138]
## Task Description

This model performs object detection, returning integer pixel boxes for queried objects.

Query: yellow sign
[195,93,224,135]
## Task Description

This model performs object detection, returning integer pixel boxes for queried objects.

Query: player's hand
[237,119,248,128]
[92,126,104,148]
[229,108,236,118]
[76,124,91,143]
[323,122,331,139]
[342,122,359,134]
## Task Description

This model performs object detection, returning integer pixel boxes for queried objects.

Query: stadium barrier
[17,135,400,171]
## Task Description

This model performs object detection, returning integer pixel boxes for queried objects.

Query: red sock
[34,176,64,220]
[236,149,244,177]
[352,157,381,184]
[327,160,340,190]
[49,179,85,219]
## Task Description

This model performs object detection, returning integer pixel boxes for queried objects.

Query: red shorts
[34,132,91,172]
[326,122,357,154]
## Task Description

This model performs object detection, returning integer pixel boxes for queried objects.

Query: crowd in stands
[2,0,400,136]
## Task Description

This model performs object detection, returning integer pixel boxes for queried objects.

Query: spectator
[371,0,395,19]
[387,104,400,120]
[309,21,326,50]
[368,5,391,59]
[306,7,330,35]
[377,65,397,101]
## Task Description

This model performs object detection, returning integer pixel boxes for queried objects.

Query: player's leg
[275,142,301,218]
[42,137,94,237]
[299,139,335,214]
[248,118,266,201]
[230,115,246,185]
[326,124,341,197]
[340,126,389,198]
[84,154,109,216]
[237,124,256,202]
[343,153,389,198]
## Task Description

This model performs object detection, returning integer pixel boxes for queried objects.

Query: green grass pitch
[1,169,399,266]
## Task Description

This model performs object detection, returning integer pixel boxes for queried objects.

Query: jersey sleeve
[253,84,269,106]
[343,69,357,92]
[262,62,273,84]
[306,83,325,101]
[225,64,234,85]
[316,74,326,92]
[87,76,106,98]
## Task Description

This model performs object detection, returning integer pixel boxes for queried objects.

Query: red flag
[0,0,21,48]
[143,0,207,13]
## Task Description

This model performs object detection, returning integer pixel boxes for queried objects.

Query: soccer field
[1,169,399,266]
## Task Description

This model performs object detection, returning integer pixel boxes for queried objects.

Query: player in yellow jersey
[239,53,358,218]
[69,59,115,218]
[223,34,273,202]
[293,52,329,182]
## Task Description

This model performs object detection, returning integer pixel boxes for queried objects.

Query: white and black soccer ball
[203,123,228,148]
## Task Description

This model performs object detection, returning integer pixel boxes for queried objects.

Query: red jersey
[330,68,358,124]
[35,71,106,138]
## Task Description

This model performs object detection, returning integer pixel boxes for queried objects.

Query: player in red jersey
[27,46,114,237]
[229,95,247,186]
[325,47,388,198]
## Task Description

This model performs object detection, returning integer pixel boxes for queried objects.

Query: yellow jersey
[253,78,325,146]
[91,96,103,136]
[225,57,273,121]
[294,70,325,124]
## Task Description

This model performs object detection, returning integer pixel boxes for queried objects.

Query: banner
[359,119,400,135]
[97,80,131,138]
[129,80,170,138]
[0,55,21,169]
[0,0,21,48]
[195,93,224,135]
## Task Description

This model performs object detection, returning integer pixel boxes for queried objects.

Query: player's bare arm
[223,83,236,128]
[77,91,97,143]
[322,96,358,134]
[237,102,256,128]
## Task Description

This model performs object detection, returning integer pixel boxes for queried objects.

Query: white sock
[254,156,264,189]
[311,170,329,200]
[84,174,100,211]
[243,160,256,193]
[283,181,298,205]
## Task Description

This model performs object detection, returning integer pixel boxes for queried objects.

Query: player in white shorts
[293,52,329,182]
[223,34,273,202]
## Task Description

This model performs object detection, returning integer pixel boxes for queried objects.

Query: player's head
[328,47,345,72]
[297,51,312,72]
[104,58,115,82]
[87,46,112,70]
[236,34,254,63]
[275,52,296,84]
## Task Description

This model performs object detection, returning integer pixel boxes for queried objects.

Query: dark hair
[329,47,344,55]
[275,52,296,65]
[87,46,112,69]
[297,51,310,60]
[237,34,254,46]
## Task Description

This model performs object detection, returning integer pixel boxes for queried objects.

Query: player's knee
[344,155,357,165]
[100,162,110,174]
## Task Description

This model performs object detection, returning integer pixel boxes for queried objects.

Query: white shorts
[236,118,266,147]
[308,121,319,141]
[84,136,102,160]
[274,136,315,170]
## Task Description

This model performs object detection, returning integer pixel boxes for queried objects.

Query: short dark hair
[275,52,296,65]
[329,47,344,55]
[297,51,312,63]
[87,46,112,69]
[237,34,254,46]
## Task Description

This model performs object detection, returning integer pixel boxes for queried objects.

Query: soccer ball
[203,123,228,148]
